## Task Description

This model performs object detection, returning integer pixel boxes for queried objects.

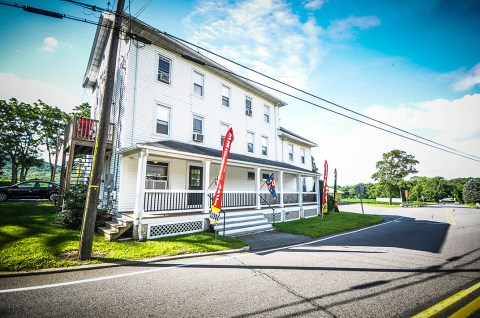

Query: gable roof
[83,12,286,107]
[123,140,319,176]
[278,127,318,147]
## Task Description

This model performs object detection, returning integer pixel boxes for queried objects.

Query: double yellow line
[447,209,456,225]
[412,281,480,317]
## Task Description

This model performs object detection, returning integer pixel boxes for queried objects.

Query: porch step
[98,216,133,241]
[214,211,273,237]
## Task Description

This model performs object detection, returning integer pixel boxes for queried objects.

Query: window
[247,132,254,153]
[247,172,255,180]
[193,71,204,97]
[262,173,270,180]
[192,115,204,142]
[156,105,170,135]
[158,55,171,84]
[288,144,294,161]
[301,148,305,164]
[264,105,270,123]
[222,85,230,107]
[245,97,252,116]
[145,161,168,189]
[220,123,229,146]
[261,136,268,156]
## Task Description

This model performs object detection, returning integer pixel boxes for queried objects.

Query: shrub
[57,185,109,229]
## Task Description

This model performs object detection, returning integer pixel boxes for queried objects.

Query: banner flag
[209,127,234,224]
[322,160,329,214]
[265,173,276,197]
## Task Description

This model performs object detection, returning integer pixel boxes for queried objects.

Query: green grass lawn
[274,212,383,237]
[0,201,246,272]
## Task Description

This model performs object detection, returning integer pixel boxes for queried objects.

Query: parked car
[0,180,59,202]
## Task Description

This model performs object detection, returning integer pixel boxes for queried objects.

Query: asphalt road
[1,204,479,317]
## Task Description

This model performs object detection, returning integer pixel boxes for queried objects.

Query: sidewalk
[236,230,312,251]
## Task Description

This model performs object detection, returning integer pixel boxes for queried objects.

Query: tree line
[0,98,90,184]
[338,149,480,204]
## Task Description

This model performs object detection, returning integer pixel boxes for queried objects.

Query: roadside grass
[274,212,383,238]
[0,201,246,272]
[340,198,435,208]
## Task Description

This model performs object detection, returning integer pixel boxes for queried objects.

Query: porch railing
[64,116,115,147]
[302,192,317,203]
[144,190,203,212]
[143,190,318,213]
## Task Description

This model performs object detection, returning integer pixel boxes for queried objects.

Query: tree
[311,156,318,173]
[371,149,419,204]
[0,99,42,183]
[37,101,69,181]
[423,176,453,202]
[463,179,480,203]
[70,102,91,119]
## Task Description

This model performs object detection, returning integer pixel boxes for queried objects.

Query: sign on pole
[322,160,328,214]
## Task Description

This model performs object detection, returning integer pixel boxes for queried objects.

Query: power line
[2,1,479,163]
[164,33,480,161]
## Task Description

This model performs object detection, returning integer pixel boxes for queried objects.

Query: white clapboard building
[78,12,321,240]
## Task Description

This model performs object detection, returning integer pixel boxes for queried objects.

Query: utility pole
[79,0,125,260]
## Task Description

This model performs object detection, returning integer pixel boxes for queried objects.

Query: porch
[116,141,321,239]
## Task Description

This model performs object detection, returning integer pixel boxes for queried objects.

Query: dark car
[0,180,59,202]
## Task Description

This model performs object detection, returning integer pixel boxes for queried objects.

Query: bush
[463,179,480,203]
[57,185,109,229]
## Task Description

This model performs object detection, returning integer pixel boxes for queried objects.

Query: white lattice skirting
[148,220,205,239]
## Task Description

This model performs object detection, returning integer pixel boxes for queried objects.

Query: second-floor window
[193,71,204,97]
[156,105,170,135]
[192,115,204,142]
[247,132,254,153]
[264,105,270,123]
[288,144,294,161]
[158,55,171,84]
[220,123,229,146]
[222,85,230,107]
[245,97,252,116]
[261,136,268,156]
[301,148,305,164]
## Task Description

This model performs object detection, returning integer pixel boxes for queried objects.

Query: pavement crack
[235,258,337,318]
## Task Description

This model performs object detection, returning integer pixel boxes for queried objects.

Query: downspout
[131,42,139,145]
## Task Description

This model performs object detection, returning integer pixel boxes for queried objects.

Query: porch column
[255,167,261,210]
[297,174,303,207]
[203,160,211,214]
[316,176,321,206]
[133,149,148,240]
[279,171,284,208]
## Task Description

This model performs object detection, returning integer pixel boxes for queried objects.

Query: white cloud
[303,0,326,10]
[183,0,324,89]
[0,73,84,113]
[42,36,59,52]
[326,16,380,40]
[453,63,480,91]
[282,94,480,185]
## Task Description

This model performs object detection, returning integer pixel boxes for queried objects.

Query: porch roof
[132,140,320,176]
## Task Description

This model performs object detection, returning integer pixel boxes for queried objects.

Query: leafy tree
[409,176,428,201]
[449,178,469,203]
[36,100,69,181]
[423,177,453,202]
[70,102,91,119]
[311,156,318,173]
[463,179,480,203]
[0,99,42,183]
[371,149,419,204]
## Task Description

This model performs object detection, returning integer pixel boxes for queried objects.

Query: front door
[188,166,203,207]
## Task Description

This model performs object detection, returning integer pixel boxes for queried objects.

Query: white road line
[0,217,402,294]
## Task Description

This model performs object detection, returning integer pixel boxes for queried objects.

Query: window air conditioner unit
[159,72,170,83]
[246,109,252,116]
[192,133,204,142]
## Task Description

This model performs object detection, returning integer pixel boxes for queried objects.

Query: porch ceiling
[124,140,320,176]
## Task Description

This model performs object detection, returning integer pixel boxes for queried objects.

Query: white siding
[118,156,139,212]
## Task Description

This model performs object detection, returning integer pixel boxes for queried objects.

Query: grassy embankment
[0,201,246,271]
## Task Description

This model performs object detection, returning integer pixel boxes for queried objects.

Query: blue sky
[0,0,479,184]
